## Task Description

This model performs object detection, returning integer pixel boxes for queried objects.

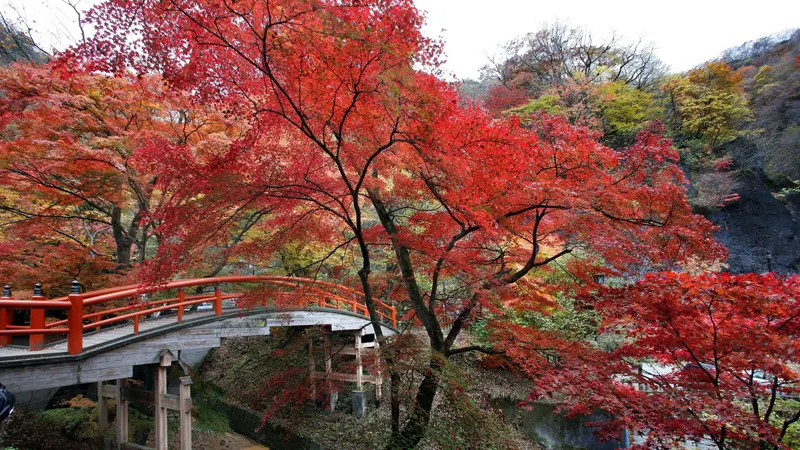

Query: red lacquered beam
[0,328,68,335]
[0,300,69,309]
[83,296,228,331]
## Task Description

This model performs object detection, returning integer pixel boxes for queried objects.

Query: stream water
[492,398,628,450]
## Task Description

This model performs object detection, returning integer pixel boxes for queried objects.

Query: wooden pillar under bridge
[352,331,365,417]
[309,328,382,418]
[355,334,363,391]
[116,379,129,449]
[155,350,173,450]
[95,379,128,449]
[97,382,108,434]
[103,370,192,449]
[323,329,338,412]
[178,377,192,450]
[308,338,316,403]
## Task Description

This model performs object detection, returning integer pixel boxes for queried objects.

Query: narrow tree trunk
[137,224,150,264]
[390,371,401,436]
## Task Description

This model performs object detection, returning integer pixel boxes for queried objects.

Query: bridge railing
[0,276,397,355]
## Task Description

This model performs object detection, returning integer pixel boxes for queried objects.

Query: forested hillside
[463,25,800,274]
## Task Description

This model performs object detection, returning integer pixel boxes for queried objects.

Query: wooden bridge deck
[0,308,226,360]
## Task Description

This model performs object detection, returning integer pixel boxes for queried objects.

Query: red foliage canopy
[0,63,227,290]
[69,0,729,445]
[497,272,800,449]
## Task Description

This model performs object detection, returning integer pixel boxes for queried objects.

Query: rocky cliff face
[710,171,800,274]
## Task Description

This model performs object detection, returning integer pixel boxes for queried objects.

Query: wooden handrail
[84,296,224,330]
[0,276,397,355]
[0,328,68,335]
[0,300,69,309]
[44,294,222,329]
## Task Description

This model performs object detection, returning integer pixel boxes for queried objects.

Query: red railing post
[68,280,84,355]
[0,285,12,346]
[177,289,184,322]
[29,283,46,351]
[391,308,397,328]
[214,286,222,316]
[134,299,141,335]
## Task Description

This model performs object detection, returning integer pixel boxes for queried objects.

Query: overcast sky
[416,0,799,79]
[4,0,799,79]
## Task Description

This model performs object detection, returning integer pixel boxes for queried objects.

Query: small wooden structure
[309,326,382,416]
[97,350,193,450]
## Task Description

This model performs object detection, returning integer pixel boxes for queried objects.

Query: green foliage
[190,376,233,435]
[767,399,800,449]
[193,402,232,434]
[668,62,753,148]
[762,124,800,182]
[753,65,774,93]
[36,406,95,438]
[596,80,659,140]
[514,294,598,343]
[508,94,564,116]
[507,80,660,148]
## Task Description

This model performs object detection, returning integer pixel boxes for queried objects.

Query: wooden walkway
[0,307,229,359]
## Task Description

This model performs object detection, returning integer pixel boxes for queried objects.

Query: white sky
[416,0,799,79]
[4,0,799,79]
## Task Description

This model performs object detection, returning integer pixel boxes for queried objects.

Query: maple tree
[606,272,800,449]
[0,62,242,290]
[72,0,725,447]
[504,272,800,450]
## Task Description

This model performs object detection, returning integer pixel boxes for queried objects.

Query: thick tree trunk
[369,189,450,447]
[385,356,442,449]
[114,240,133,271]
[110,205,140,272]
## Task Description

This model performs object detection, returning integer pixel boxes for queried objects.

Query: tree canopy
[0,1,796,448]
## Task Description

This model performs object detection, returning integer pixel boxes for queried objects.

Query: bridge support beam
[323,331,338,413]
[308,337,316,409]
[178,376,192,450]
[309,327,384,418]
[374,338,382,404]
[96,379,128,449]
[353,333,365,417]
[116,379,129,449]
[101,372,192,450]
[155,351,171,450]
[97,382,109,434]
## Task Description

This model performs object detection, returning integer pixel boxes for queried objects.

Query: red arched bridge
[0,275,397,356]
[0,277,397,448]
